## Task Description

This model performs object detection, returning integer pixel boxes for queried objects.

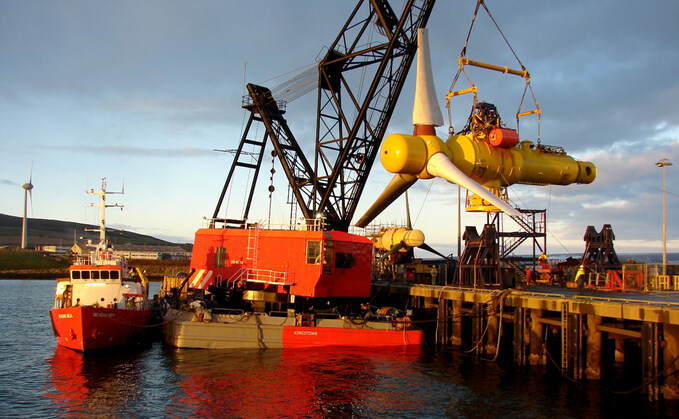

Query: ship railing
[226,268,247,288]
[73,255,92,265]
[73,252,125,266]
[122,294,149,311]
[244,269,295,286]
[203,217,325,231]
[358,222,405,237]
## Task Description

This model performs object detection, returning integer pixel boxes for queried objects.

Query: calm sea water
[0,279,677,418]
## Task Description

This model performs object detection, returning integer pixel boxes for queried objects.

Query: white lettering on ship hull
[93,313,115,318]
[58,314,73,319]
[293,331,318,336]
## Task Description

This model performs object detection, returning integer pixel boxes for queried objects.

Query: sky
[1,0,677,257]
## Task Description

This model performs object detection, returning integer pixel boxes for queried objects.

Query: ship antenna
[85,178,124,245]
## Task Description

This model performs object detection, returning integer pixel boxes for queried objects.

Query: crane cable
[447,0,540,143]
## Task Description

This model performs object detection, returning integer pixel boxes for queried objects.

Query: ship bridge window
[91,271,100,280]
[101,270,110,280]
[111,270,120,280]
[335,252,356,269]
[71,270,80,280]
[322,241,334,274]
[81,270,90,280]
[215,246,226,268]
[306,240,321,265]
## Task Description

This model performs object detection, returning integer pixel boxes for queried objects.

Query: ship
[161,220,423,349]
[50,178,152,351]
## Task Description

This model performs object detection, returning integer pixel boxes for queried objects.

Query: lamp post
[656,158,672,275]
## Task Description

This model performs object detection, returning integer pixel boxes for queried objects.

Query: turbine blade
[418,242,451,260]
[355,174,418,228]
[380,242,406,261]
[29,189,33,216]
[413,28,444,127]
[426,152,521,217]
[405,190,412,229]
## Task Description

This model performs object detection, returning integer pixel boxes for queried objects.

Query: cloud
[582,200,629,210]
[38,144,217,158]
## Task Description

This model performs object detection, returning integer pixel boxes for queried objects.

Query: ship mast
[86,178,124,244]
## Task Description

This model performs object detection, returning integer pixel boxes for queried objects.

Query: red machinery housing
[188,228,373,299]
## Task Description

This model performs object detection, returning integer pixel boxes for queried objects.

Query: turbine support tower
[21,167,34,249]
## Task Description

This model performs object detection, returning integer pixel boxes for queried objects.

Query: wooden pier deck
[373,281,679,400]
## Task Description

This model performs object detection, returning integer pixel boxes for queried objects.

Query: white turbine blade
[405,190,412,229]
[426,152,521,217]
[412,28,444,127]
[29,189,33,216]
[355,174,418,228]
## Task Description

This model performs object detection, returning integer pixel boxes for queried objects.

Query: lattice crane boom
[212,0,436,231]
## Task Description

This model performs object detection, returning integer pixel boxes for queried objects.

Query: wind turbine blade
[355,174,418,228]
[29,162,33,183]
[29,189,33,216]
[418,243,451,260]
[426,152,521,217]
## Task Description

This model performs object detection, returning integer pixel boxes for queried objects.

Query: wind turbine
[21,165,34,249]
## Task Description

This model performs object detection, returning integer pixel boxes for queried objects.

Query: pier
[374,281,679,400]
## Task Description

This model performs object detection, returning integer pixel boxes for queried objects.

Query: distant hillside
[0,213,184,248]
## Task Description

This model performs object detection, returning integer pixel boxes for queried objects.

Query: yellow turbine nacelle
[446,134,596,187]
[380,131,596,212]
[371,227,425,252]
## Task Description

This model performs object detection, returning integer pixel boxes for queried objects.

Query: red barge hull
[281,326,423,348]
[50,306,152,351]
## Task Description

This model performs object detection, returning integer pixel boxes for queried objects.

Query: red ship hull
[50,306,152,351]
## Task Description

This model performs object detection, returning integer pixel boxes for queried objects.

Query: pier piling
[375,281,679,400]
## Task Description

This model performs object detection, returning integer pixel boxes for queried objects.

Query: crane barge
[162,0,436,349]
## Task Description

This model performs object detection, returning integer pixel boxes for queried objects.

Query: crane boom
[212,0,436,231]
[314,0,436,231]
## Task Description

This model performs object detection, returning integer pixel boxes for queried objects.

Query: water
[1,280,677,418]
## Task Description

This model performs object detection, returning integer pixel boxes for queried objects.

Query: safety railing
[244,269,295,286]
[203,217,325,231]
[622,263,679,291]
